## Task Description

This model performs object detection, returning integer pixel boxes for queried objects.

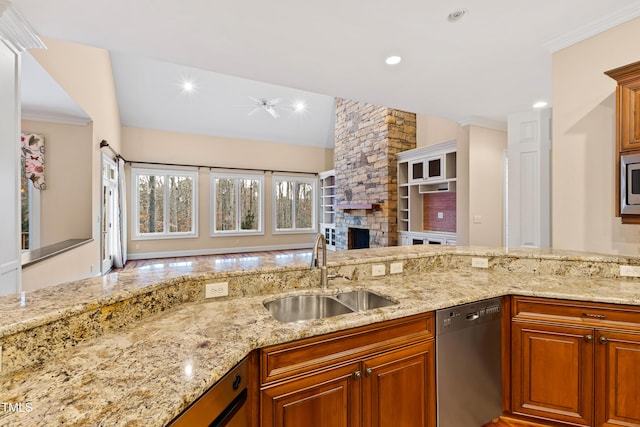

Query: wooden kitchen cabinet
[505,296,640,427]
[362,341,435,427]
[605,60,640,223]
[605,60,640,153]
[595,330,640,427]
[260,313,435,427]
[511,321,594,426]
[260,362,360,427]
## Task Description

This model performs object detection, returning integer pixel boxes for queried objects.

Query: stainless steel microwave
[621,152,640,215]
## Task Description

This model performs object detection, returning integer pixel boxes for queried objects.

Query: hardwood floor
[114,249,313,273]
[483,417,554,427]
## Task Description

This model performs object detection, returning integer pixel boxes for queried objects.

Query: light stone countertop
[1,246,640,426]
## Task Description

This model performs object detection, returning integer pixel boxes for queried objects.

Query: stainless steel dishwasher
[436,297,502,427]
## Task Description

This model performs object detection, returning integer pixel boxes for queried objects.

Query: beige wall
[122,126,334,257]
[468,125,507,246]
[416,115,506,246]
[552,17,640,256]
[23,38,122,291]
[21,120,92,246]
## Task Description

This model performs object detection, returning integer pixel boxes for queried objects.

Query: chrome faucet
[310,233,328,290]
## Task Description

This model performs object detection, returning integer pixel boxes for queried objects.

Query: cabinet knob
[584,334,593,342]
[365,368,373,377]
[353,371,361,379]
[599,336,608,344]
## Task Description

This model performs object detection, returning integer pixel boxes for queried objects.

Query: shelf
[418,180,456,194]
[337,203,380,211]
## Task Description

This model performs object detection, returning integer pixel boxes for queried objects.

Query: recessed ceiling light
[448,8,467,22]
[294,101,306,112]
[533,100,548,109]
[385,55,402,66]
[183,81,195,92]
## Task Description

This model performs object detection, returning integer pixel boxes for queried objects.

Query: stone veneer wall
[334,98,416,249]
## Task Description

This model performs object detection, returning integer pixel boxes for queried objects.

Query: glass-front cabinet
[319,170,336,250]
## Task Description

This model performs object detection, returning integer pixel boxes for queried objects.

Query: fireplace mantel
[337,203,381,211]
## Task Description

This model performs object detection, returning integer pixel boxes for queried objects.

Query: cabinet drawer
[260,313,433,385]
[512,296,640,329]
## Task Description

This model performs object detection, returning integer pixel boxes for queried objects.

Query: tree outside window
[132,168,198,239]
[274,177,316,232]
[211,173,263,235]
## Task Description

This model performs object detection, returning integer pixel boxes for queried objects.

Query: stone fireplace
[334,98,416,250]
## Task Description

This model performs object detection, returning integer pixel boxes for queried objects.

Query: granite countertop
[1,246,640,426]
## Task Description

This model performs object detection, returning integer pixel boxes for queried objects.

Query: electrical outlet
[390,262,403,274]
[205,282,229,298]
[437,212,444,219]
[471,257,489,269]
[371,264,386,277]
[620,265,640,278]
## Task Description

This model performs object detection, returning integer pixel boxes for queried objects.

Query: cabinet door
[261,362,361,427]
[511,322,594,426]
[424,155,444,181]
[619,80,640,152]
[595,330,640,427]
[362,341,435,427]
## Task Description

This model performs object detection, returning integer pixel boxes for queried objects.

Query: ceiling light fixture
[448,8,467,22]
[182,81,195,93]
[385,55,402,66]
[533,100,548,109]
[294,101,306,112]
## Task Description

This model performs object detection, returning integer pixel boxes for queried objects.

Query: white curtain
[113,158,127,268]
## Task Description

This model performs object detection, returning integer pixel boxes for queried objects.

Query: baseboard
[126,243,312,261]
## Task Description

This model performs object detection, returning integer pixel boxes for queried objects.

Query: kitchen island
[0,245,639,426]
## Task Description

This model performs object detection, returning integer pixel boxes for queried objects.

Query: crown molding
[22,110,92,126]
[0,1,45,52]
[458,116,508,132]
[542,1,640,53]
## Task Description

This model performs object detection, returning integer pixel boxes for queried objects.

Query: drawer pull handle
[365,368,373,377]
[353,371,362,379]
[582,313,606,319]
[584,334,593,342]
[599,336,608,344]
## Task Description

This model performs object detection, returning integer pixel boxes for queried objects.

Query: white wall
[552,17,640,256]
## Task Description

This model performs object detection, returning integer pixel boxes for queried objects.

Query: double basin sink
[264,290,397,323]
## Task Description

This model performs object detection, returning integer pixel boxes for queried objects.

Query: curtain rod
[127,159,318,176]
[99,140,127,162]
[101,140,318,175]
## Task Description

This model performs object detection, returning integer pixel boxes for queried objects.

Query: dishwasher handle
[466,312,480,321]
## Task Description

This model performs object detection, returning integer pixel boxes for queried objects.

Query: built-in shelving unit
[319,170,336,250]
[397,141,457,246]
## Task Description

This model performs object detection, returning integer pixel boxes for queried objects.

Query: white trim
[0,3,45,52]
[210,172,264,236]
[272,175,318,233]
[542,2,640,52]
[396,140,456,161]
[457,116,508,132]
[21,111,92,126]
[126,243,312,261]
[130,166,199,240]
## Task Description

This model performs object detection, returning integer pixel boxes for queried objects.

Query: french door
[101,155,118,273]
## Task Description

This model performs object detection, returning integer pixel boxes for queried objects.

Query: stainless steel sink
[264,295,354,323]
[334,290,397,311]
[264,290,397,323]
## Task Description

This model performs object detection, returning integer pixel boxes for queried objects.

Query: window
[211,173,263,236]
[131,167,198,240]
[273,176,316,233]
[20,156,40,251]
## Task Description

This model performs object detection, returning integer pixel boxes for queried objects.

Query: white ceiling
[13,0,640,147]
